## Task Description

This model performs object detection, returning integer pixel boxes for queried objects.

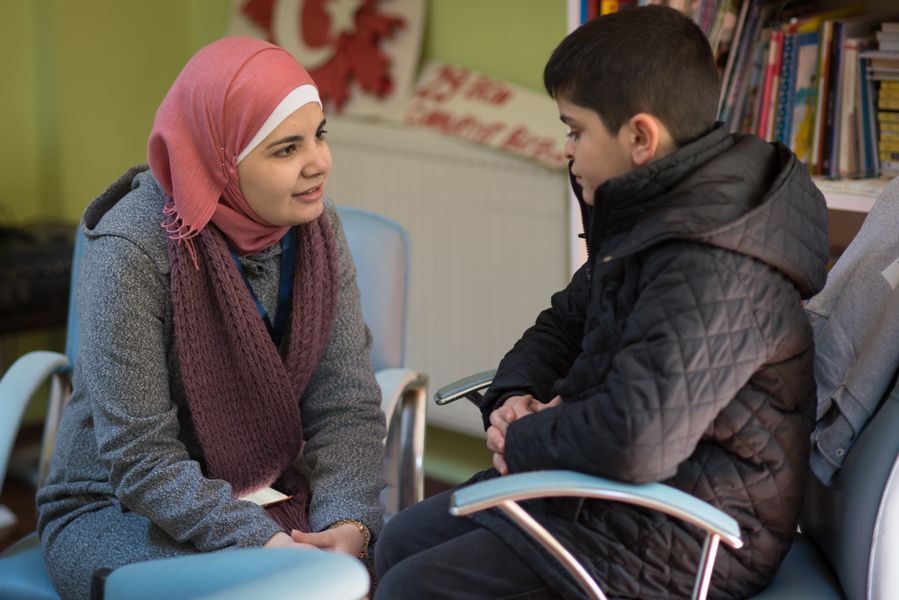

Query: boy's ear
[625,113,675,167]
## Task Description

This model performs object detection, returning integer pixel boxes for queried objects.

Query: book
[746,25,774,135]
[825,12,899,177]
[882,158,899,177]
[790,31,822,163]
[721,1,764,129]
[775,27,799,142]
[759,29,785,140]
[718,0,752,114]
[857,53,878,176]
[812,19,834,173]
[878,139,899,152]
[823,20,847,176]
[239,486,290,507]
[837,37,862,177]
[876,30,899,42]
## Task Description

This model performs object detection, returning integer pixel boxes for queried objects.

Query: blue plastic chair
[337,205,427,518]
[436,370,899,600]
[0,204,424,599]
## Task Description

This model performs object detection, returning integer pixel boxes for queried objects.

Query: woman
[36,37,386,599]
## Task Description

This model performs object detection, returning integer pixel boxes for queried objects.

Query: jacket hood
[575,126,829,298]
[82,165,155,234]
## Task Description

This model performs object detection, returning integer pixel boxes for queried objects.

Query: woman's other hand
[264,531,318,550]
[290,523,366,557]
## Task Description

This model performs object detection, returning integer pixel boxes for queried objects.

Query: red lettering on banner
[500,127,565,164]
[415,65,470,103]
[405,102,507,145]
[464,76,513,106]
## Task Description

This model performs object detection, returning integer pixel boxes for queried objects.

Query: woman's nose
[302,144,331,178]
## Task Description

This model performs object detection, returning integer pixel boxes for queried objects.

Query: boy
[375,6,829,599]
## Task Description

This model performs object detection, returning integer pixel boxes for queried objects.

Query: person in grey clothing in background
[37,37,386,600]
[806,175,899,485]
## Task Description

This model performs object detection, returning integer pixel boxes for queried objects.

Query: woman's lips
[293,184,323,203]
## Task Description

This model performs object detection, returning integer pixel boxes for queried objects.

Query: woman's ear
[626,113,675,167]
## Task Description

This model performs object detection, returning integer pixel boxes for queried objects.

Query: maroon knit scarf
[168,211,338,533]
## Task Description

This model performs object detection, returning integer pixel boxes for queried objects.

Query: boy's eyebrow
[559,114,578,126]
[265,119,327,149]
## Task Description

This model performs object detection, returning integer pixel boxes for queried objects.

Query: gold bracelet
[328,518,371,559]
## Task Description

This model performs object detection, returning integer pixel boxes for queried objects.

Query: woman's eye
[316,128,328,141]
[275,144,297,157]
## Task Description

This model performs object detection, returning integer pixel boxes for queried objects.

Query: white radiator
[326,116,570,436]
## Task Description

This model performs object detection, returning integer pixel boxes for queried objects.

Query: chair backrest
[802,376,899,600]
[63,228,86,367]
[39,208,411,489]
[335,205,409,371]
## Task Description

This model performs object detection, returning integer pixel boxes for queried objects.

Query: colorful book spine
[775,30,798,143]
[759,29,784,140]
[812,20,834,173]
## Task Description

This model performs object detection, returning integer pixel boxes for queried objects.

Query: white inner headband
[237,84,322,164]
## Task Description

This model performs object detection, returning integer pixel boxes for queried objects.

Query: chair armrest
[103,548,369,600]
[451,470,742,600]
[450,470,742,548]
[0,351,69,493]
[376,368,428,515]
[433,369,495,405]
[376,368,427,423]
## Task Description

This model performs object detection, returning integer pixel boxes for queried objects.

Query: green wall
[1,0,564,226]
[1,0,564,480]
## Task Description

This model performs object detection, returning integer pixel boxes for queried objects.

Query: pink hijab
[148,37,321,255]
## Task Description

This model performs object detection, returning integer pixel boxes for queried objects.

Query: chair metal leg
[691,533,721,600]
[497,499,608,600]
[397,377,427,510]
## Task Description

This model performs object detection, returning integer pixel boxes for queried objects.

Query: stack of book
[586,1,899,181]
[869,22,899,177]
[714,3,899,180]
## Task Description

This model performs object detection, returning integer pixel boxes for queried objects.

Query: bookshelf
[564,0,897,269]
[815,175,886,212]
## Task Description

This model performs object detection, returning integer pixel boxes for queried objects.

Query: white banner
[230,0,425,119]
[404,62,567,170]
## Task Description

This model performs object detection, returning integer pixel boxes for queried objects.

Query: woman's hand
[264,531,318,550]
[290,523,366,557]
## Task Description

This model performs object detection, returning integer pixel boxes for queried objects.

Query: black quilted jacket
[470,126,829,599]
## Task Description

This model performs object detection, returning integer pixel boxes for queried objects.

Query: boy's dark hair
[544,5,719,145]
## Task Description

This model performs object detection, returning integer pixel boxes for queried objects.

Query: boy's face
[557,97,635,206]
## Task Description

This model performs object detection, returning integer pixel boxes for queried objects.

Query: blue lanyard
[229,228,296,347]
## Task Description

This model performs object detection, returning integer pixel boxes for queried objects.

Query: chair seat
[751,534,844,599]
[0,532,59,600]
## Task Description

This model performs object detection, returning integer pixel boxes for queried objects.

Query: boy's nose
[564,137,575,160]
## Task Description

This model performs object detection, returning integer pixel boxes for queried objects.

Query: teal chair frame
[337,205,427,517]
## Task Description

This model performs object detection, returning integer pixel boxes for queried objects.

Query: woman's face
[237,102,331,226]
